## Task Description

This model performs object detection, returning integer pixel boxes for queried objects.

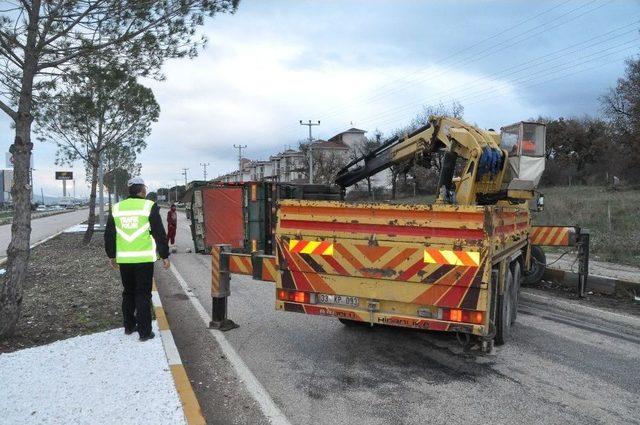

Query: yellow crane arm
[335,116,510,205]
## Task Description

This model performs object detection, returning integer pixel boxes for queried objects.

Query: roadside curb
[545,267,640,297]
[152,280,206,425]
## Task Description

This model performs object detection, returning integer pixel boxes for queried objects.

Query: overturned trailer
[186,182,341,254]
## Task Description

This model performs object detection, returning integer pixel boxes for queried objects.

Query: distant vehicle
[65,204,77,210]
[36,205,47,212]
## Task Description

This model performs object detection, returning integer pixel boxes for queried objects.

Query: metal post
[577,228,590,298]
[233,145,247,182]
[181,168,189,186]
[200,162,210,181]
[62,180,67,198]
[210,244,238,331]
[299,120,320,184]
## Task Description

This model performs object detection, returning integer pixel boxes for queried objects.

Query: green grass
[535,186,640,266]
[383,186,640,266]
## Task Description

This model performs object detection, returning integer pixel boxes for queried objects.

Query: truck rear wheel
[522,245,546,285]
[495,268,513,346]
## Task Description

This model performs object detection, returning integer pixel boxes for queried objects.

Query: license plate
[317,293,359,307]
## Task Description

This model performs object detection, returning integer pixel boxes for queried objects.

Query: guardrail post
[210,244,238,331]
[577,228,590,298]
[251,250,264,280]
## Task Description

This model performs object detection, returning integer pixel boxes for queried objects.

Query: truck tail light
[277,289,314,304]
[442,308,484,324]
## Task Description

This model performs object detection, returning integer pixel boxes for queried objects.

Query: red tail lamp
[277,289,312,304]
[442,308,484,324]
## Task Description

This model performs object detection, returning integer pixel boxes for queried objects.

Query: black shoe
[139,331,155,342]
[124,325,138,335]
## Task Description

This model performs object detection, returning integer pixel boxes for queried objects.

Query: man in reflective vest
[104,177,170,341]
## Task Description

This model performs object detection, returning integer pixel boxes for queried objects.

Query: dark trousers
[167,224,176,245]
[119,262,154,337]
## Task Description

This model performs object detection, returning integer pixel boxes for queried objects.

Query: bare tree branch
[0,97,17,120]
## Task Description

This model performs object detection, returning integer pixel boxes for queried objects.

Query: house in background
[213,126,392,187]
[327,127,366,149]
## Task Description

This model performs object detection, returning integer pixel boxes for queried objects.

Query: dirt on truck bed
[0,233,123,353]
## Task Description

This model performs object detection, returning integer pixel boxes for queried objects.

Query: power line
[367,44,638,131]
[351,24,640,129]
[317,0,575,119]
[319,0,610,122]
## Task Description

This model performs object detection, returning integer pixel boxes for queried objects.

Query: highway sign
[55,171,73,180]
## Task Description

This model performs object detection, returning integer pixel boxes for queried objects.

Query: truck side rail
[210,244,277,330]
[529,226,590,297]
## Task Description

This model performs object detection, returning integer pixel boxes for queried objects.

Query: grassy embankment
[535,186,640,266]
[392,185,639,266]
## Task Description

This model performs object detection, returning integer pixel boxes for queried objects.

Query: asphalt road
[0,209,87,258]
[157,212,640,425]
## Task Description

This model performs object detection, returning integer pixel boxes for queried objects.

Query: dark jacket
[104,196,170,260]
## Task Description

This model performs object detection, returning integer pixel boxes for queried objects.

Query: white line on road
[168,263,291,425]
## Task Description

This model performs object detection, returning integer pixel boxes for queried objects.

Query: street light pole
[233,145,247,182]
[181,168,189,186]
[299,120,320,184]
[200,162,210,181]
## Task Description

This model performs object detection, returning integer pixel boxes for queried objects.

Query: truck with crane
[207,116,589,352]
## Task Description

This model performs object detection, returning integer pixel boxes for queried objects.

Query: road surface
[155,211,640,425]
[0,209,87,258]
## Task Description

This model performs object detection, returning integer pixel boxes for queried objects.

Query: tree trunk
[83,159,99,245]
[0,3,39,337]
[366,177,372,200]
[391,172,398,200]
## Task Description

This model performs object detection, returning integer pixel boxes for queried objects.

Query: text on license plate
[317,294,359,307]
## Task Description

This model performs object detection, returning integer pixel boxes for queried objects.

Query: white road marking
[168,263,291,425]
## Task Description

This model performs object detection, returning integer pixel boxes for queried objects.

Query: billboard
[55,171,73,180]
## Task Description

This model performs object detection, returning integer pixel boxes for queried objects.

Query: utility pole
[299,120,320,184]
[41,187,44,205]
[200,162,210,181]
[181,168,189,186]
[233,144,247,182]
[174,179,179,204]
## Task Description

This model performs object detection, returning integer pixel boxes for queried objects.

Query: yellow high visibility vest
[113,198,157,264]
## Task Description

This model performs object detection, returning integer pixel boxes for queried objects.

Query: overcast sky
[2,0,639,197]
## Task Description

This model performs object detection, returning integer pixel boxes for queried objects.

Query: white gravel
[0,322,186,425]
